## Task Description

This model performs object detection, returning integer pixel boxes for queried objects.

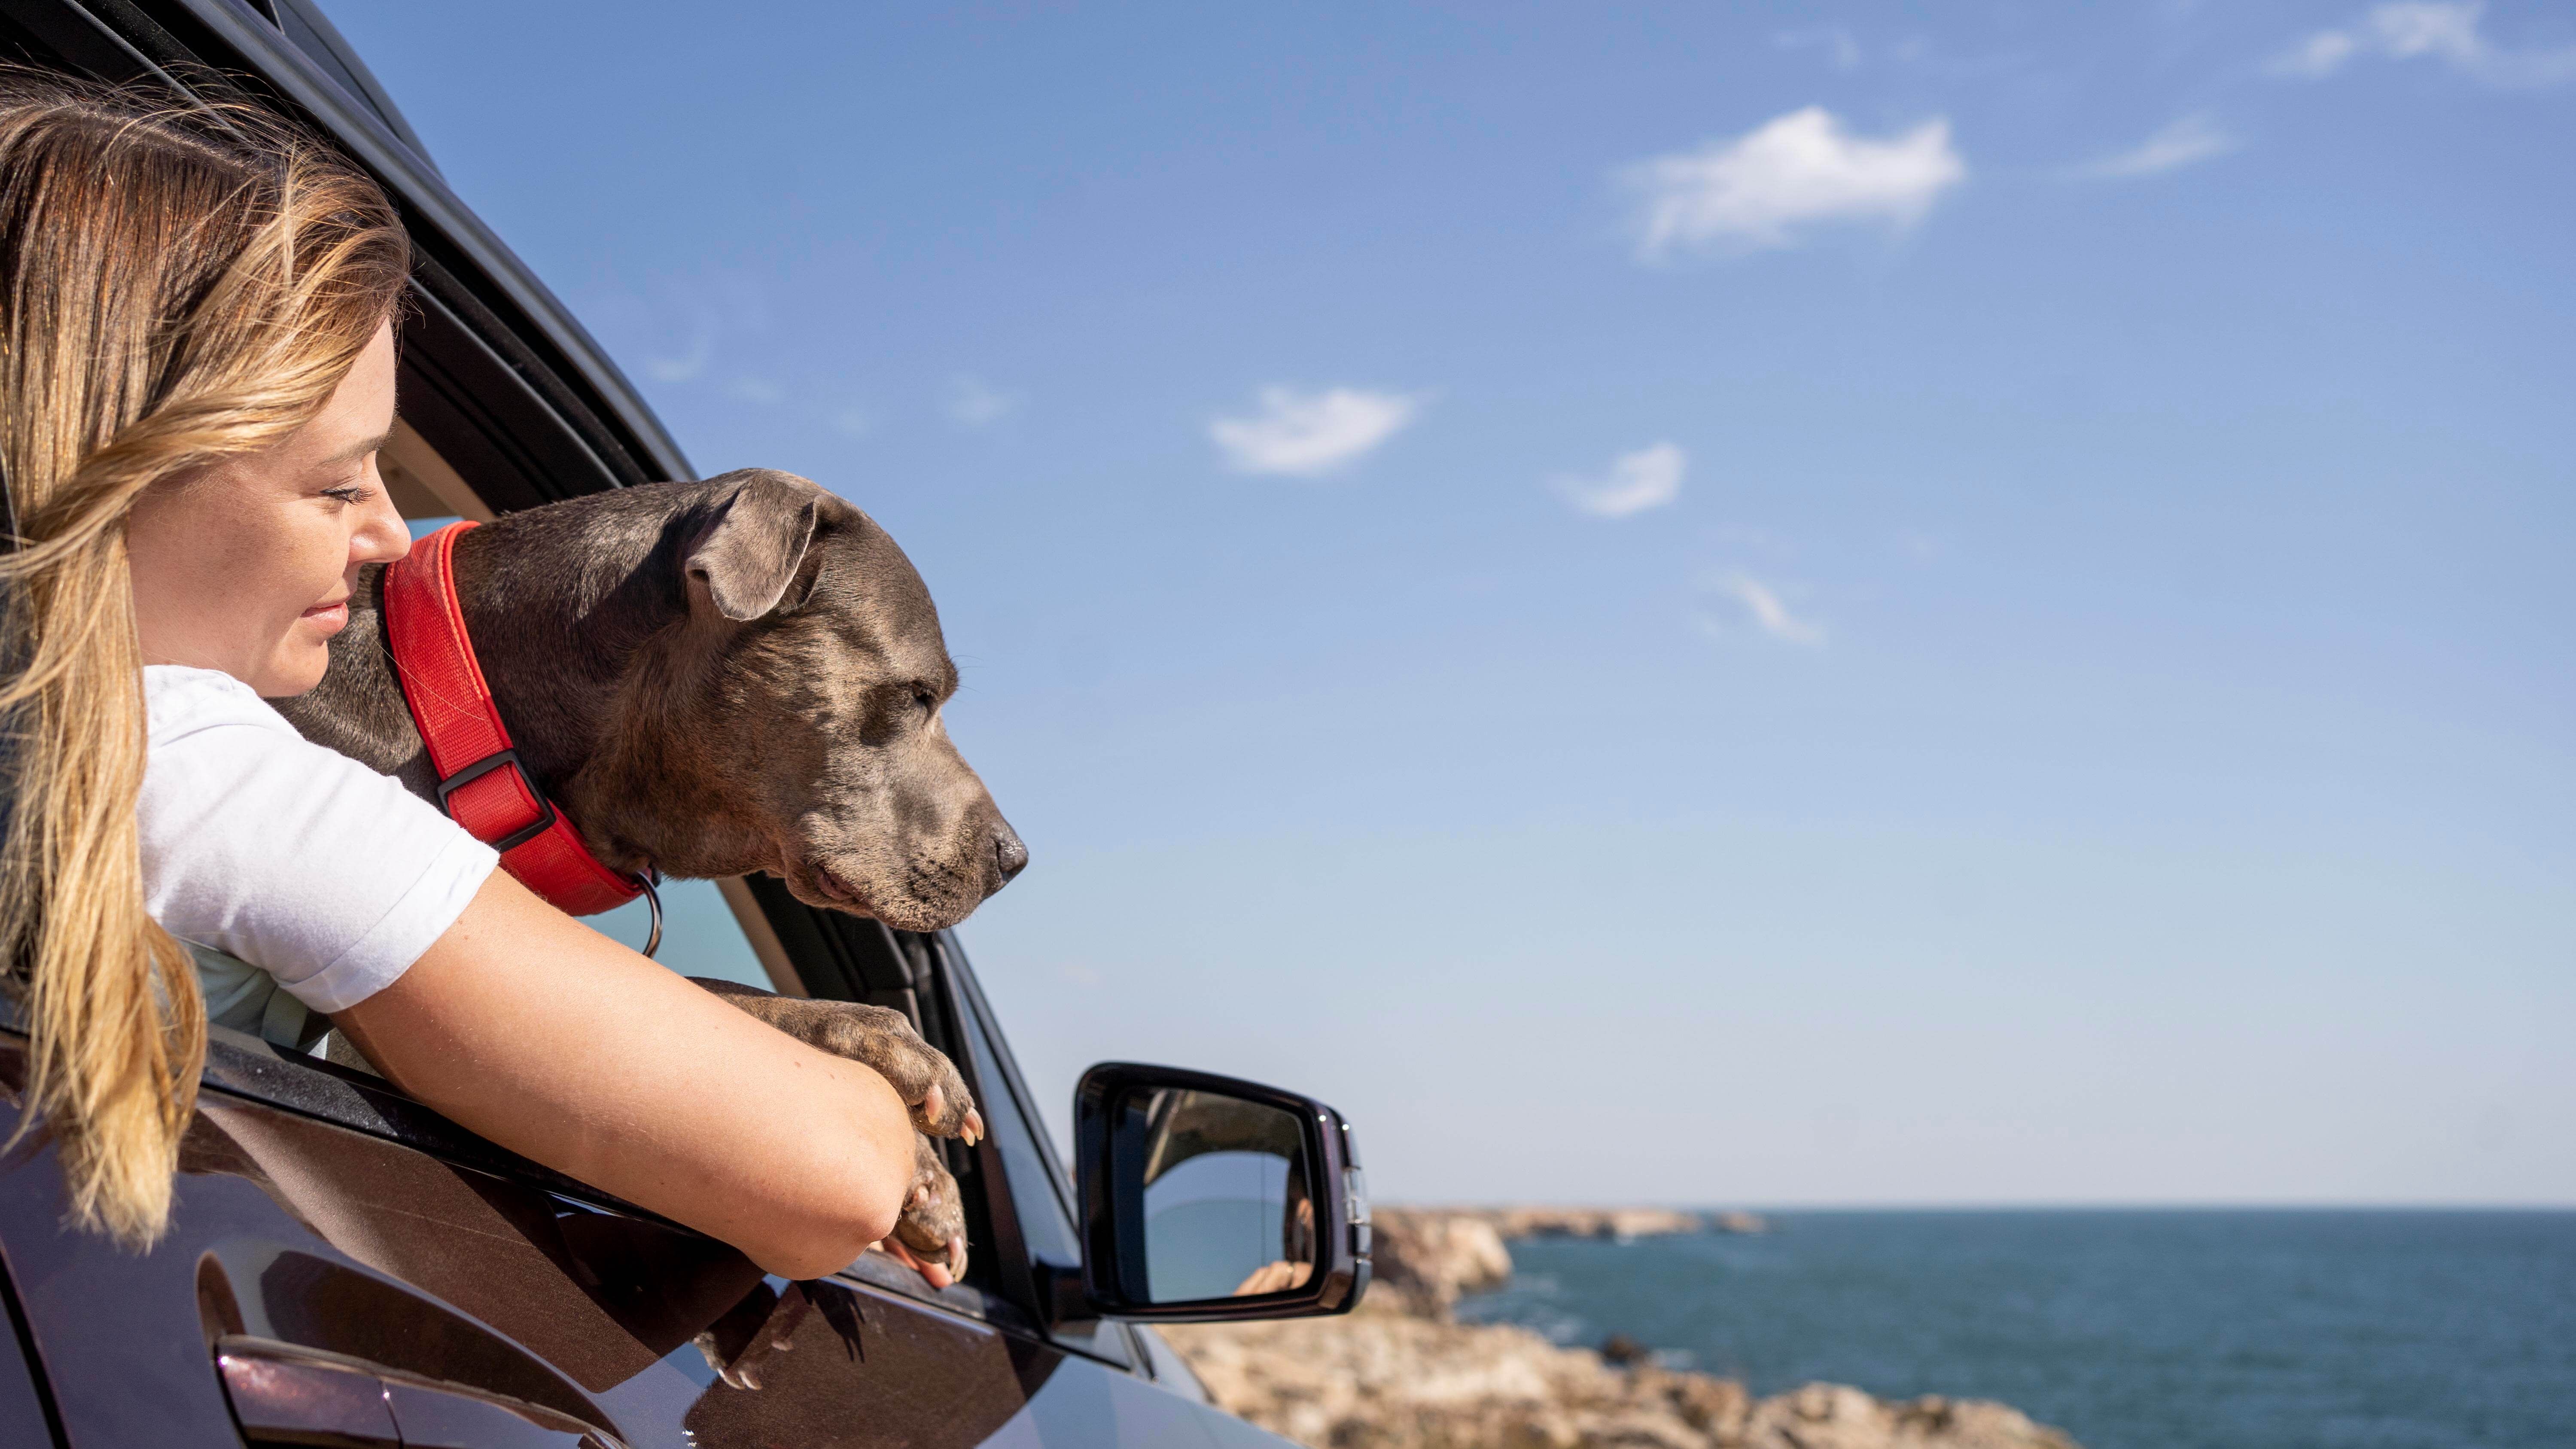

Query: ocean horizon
[1450,1208,2574,1449]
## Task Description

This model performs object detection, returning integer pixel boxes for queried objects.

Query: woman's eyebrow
[320,429,394,467]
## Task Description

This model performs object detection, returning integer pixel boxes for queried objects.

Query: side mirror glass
[1072,1063,1369,1322]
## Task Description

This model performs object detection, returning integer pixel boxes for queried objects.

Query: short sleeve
[140,667,498,1014]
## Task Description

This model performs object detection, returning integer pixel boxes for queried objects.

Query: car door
[0,877,1294,1448]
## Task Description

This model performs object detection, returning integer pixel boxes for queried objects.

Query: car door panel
[0,1027,1129,1449]
[976,1354,1228,1449]
[679,1278,1049,1448]
[0,1247,63,1448]
[192,1092,763,1396]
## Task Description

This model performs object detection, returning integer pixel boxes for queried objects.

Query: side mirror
[1070,1062,1370,1322]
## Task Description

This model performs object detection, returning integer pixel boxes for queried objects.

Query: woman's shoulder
[143,664,296,745]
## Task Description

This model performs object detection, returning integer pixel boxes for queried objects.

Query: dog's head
[580,470,1026,931]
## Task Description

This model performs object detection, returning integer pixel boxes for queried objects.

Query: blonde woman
[0,72,924,1281]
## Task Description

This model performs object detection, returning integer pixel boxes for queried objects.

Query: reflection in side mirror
[1131,1089,1313,1303]
[1074,1064,1369,1323]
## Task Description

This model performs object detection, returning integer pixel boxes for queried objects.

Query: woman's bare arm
[331,869,917,1280]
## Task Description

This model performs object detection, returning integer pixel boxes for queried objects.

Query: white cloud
[1209,387,1420,476]
[2075,113,2240,179]
[1697,572,1827,646]
[2274,3,2576,86]
[724,376,783,405]
[1624,107,1967,258]
[827,405,874,438]
[1553,442,1685,518]
[947,375,1021,427]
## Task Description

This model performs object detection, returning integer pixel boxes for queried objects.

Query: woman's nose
[358,478,412,565]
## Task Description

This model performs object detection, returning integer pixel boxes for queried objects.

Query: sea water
[1450,1211,2575,1449]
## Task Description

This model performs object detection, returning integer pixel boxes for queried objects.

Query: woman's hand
[1230,1259,1315,1296]
[876,1236,959,1291]
[333,870,919,1281]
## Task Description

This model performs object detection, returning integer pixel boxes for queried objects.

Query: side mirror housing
[1071,1062,1370,1322]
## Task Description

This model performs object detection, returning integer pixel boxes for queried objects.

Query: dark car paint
[0,0,1283,1443]
[0,930,1270,1449]
[0,1013,1236,1448]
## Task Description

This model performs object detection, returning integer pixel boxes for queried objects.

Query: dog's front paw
[806,1001,983,1143]
[691,981,984,1142]
[888,1131,968,1285]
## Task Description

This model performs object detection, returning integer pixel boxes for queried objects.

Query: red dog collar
[382,521,642,916]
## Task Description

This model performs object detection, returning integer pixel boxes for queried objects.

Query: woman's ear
[683,471,822,621]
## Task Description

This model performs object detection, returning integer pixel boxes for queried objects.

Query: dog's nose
[990,821,1029,887]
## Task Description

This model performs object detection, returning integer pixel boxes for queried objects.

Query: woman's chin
[253,641,335,698]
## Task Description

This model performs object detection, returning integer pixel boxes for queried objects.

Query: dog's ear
[685,471,822,621]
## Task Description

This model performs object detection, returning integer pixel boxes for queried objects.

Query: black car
[0,3,1368,1445]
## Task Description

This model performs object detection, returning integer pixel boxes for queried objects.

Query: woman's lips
[301,600,349,633]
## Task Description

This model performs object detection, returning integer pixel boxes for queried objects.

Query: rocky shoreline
[1161,1209,2080,1449]
[1412,1205,1721,1241]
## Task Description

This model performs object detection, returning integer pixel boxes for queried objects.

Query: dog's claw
[962,1109,984,1146]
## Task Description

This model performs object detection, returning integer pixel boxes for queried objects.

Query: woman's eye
[321,484,371,505]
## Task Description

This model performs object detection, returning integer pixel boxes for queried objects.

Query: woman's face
[126,322,410,697]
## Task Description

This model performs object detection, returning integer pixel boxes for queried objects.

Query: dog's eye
[912,689,937,716]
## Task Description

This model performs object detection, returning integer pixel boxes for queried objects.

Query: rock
[1600,1333,1650,1367]
[1739,1383,2079,1449]
[1162,1206,2080,1449]
[1162,1315,2081,1449]
[1470,1206,1706,1240]
[1369,1209,1516,1318]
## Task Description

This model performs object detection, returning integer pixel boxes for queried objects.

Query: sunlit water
[1450,1211,2575,1449]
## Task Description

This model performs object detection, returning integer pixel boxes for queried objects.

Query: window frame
[931,934,1139,1369]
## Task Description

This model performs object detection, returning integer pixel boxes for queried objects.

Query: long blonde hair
[0,70,410,1244]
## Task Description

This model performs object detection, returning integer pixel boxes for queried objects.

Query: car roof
[0,0,696,497]
[251,0,440,172]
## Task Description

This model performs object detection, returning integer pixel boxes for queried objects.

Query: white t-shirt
[140,665,497,1016]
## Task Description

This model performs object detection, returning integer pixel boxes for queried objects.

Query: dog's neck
[279,485,711,867]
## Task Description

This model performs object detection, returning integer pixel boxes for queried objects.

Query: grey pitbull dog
[280,468,1025,1281]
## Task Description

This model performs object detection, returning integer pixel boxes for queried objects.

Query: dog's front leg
[690,978,977,1283]
[688,978,983,1142]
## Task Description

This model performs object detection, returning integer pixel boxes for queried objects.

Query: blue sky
[328,1,2572,1205]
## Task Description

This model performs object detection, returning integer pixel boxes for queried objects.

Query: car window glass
[590,878,776,991]
[955,997,1083,1270]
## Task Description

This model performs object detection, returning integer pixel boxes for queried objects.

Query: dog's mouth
[786,851,993,934]
[779,854,876,919]
[805,858,870,909]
